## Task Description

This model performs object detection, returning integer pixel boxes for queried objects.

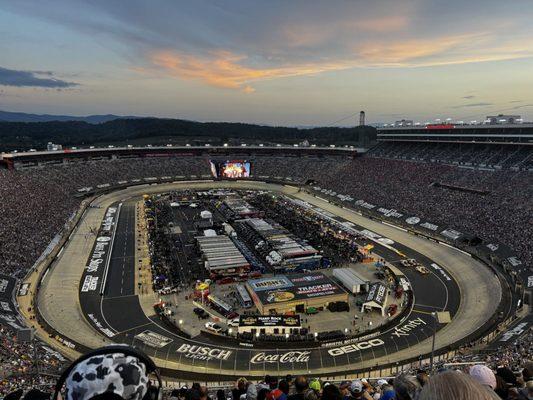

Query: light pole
[430,312,437,371]
[429,311,451,372]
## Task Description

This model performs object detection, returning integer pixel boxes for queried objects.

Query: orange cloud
[355,33,533,67]
[147,32,533,91]
[149,50,349,91]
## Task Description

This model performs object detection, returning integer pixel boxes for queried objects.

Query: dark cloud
[452,102,493,109]
[0,66,78,88]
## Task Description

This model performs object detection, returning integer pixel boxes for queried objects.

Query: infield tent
[361,282,388,316]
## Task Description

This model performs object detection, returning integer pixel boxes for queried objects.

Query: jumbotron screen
[210,160,251,179]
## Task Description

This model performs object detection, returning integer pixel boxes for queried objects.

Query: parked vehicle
[205,322,223,333]
[387,304,398,316]
[193,307,209,319]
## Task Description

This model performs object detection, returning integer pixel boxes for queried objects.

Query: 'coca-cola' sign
[250,351,311,364]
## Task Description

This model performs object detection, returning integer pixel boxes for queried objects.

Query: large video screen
[210,160,251,179]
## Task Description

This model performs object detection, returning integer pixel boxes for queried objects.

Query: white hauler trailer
[332,268,369,294]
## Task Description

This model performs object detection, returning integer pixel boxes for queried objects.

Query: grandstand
[374,124,533,170]
[0,143,531,396]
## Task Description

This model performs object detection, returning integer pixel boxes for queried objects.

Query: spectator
[321,384,342,400]
[287,376,309,400]
[470,365,498,391]
[418,371,500,400]
[393,374,422,400]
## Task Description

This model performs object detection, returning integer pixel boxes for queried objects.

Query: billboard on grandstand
[210,160,251,179]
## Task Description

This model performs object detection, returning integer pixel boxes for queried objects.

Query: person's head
[338,381,350,396]
[179,386,189,399]
[416,370,429,387]
[349,380,363,398]
[309,379,321,393]
[321,384,342,400]
[57,345,156,400]
[216,389,225,400]
[278,380,290,395]
[294,376,309,393]
[419,371,500,400]
[376,379,388,389]
[192,383,202,392]
[393,373,422,400]
[469,365,497,390]
[237,378,248,391]
[199,387,209,400]
[522,362,533,382]
[496,367,517,387]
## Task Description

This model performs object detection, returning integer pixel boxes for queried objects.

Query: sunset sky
[1,0,533,125]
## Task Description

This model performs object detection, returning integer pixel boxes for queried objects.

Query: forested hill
[0,118,376,150]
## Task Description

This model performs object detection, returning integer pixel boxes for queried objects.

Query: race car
[415,265,430,275]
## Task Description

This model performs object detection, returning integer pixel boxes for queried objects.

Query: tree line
[0,118,376,150]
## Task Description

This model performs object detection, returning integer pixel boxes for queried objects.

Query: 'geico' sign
[328,339,385,357]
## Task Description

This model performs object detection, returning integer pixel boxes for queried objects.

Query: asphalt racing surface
[79,190,462,376]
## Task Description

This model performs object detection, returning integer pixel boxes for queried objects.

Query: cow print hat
[64,352,150,400]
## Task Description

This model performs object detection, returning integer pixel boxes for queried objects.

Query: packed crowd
[369,142,533,170]
[0,152,531,396]
[0,326,65,396]
[0,157,209,277]
[1,342,532,400]
[2,154,530,279]
[252,155,533,269]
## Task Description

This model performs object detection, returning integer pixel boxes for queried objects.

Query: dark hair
[294,376,309,393]
[258,388,270,400]
[278,380,290,395]
[322,385,342,400]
